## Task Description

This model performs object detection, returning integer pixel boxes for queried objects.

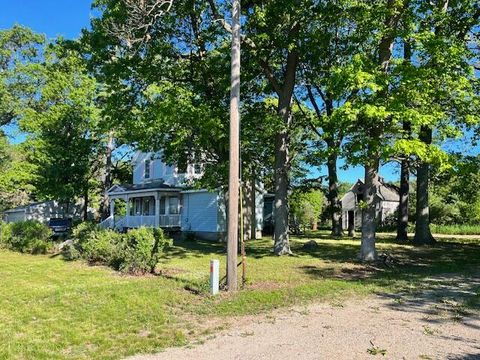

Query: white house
[102,151,265,241]
[341,178,400,231]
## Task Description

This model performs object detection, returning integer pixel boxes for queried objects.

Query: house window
[194,164,202,174]
[159,197,166,215]
[177,158,188,174]
[356,193,363,203]
[143,198,151,215]
[144,160,151,179]
[169,197,179,214]
[135,198,142,215]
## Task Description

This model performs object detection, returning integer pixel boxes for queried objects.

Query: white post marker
[210,259,220,295]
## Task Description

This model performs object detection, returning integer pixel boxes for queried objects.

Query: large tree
[0,25,44,126]
[299,0,372,237]
[18,44,103,219]
[86,0,315,254]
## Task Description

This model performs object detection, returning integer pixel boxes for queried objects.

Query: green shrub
[66,224,171,275]
[0,220,52,254]
[62,241,82,261]
[82,230,121,265]
[67,223,120,264]
[114,227,171,275]
[72,222,99,245]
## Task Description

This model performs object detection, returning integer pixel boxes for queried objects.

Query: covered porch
[101,183,182,230]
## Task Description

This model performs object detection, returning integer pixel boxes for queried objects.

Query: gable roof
[341,178,399,202]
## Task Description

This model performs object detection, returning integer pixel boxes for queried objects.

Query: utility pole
[227,0,241,292]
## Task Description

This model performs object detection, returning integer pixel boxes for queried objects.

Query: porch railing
[159,214,181,227]
[99,215,181,230]
[125,215,156,228]
[99,215,114,229]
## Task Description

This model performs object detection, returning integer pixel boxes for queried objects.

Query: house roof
[341,178,400,203]
[377,181,400,201]
[107,181,182,195]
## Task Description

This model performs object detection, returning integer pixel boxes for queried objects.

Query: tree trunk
[274,129,291,255]
[413,126,436,245]
[250,175,257,239]
[396,157,410,242]
[348,220,355,237]
[273,51,298,256]
[327,150,342,237]
[396,120,411,242]
[100,135,114,220]
[83,189,89,222]
[359,0,402,260]
[360,160,380,261]
[242,178,256,240]
[397,31,412,243]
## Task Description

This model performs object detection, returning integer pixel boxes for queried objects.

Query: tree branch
[107,0,174,48]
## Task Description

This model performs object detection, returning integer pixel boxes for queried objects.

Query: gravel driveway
[129,275,480,360]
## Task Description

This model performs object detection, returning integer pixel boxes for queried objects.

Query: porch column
[125,195,130,228]
[165,195,170,227]
[155,194,160,227]
[110,200,115,228]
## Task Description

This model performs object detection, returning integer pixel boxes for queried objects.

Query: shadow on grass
[164,235,480,312]
[295,240,480,325]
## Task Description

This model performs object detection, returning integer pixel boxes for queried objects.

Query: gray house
[341,179,400,231]
[102,151,265,241]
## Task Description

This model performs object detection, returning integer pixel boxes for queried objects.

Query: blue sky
[2,1,475,185]
[0,0,92,39]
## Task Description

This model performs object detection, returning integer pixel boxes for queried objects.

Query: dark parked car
[48,218,72,236]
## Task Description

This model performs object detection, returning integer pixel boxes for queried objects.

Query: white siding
[132,151,199,186]
[133,153,146,184]
[181,191,219,233]
[255,190,264,231]
[4,210,26,223]
[341,191,357,211]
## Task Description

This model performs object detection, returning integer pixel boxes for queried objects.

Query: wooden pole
[227,0,241,292]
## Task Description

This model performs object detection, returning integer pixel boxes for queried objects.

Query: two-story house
[102,151,265,241]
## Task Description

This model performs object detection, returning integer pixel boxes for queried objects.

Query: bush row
[64,223,172,275]
[0,220,52,254]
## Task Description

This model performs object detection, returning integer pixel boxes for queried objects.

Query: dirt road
[129,275,480,360]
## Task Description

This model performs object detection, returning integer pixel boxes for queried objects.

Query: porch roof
[107,181,182,196]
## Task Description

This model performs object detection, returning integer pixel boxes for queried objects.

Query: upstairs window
[144,159,151,179]
[194,164,202,174]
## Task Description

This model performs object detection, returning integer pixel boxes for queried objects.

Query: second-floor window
[194,164,202,174]
[144,160,151,179]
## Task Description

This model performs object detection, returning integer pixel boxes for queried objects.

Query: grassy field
[429,223,480,235]
[1,234,480,359]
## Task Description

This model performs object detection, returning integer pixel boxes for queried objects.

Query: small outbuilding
[3,200,93,224]
[341,178,400,231]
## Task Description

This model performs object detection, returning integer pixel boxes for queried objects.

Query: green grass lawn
[1,234,480,359]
